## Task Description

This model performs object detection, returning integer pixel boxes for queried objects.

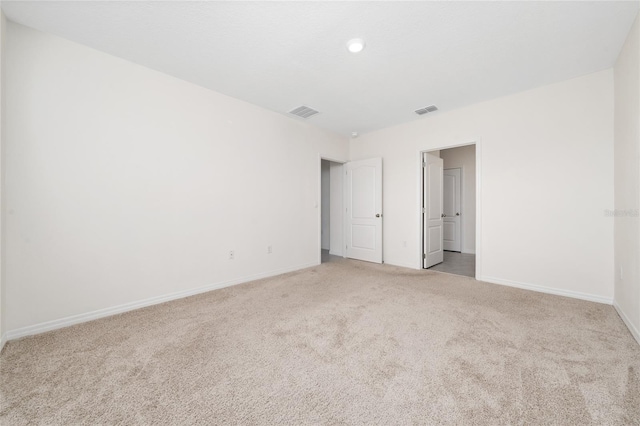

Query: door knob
[441,213,446,217]
[376,214,380,218]
[456,212,460,216]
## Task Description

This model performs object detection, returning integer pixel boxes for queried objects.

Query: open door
[423,152,443,268]
[345,158,383,263]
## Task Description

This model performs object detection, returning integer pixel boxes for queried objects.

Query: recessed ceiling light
[346,38,365,53]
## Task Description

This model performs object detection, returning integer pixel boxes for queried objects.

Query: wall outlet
[268,246,273,254]
[229,250,234,260]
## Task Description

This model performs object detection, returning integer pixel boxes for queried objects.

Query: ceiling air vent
[288,105,319,119]
[415,105,438,115]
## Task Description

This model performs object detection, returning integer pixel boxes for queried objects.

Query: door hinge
[422,207,425,214]
[422,161,426,168]
[423,253,426,259]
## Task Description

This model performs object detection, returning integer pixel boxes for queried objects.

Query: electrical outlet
[229,250,234,260]
[268,246,273,254]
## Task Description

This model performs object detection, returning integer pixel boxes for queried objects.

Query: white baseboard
[462,249,476,255]
[384,259,422,270]
[328,250,343,257]
[478,275,613,305]
[613,302,640,346]
[5,262,317,342]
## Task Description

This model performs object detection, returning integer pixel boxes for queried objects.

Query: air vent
[288,105,319,119]
[415,105,438,115]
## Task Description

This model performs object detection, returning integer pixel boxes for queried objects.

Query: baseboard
[328,250,343,257]
[613,302,640,346]
[5,262,317,341]
[462,249,476,255]
[0,332,6,353]
[478,275,613,305]
[384,259,421,270]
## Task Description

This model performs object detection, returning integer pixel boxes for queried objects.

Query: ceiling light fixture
[346,38,365,53]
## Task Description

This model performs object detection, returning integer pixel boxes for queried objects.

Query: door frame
[318,155,347,265]
[418,141,482,278]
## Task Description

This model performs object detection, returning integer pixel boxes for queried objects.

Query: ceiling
[2,1,638,136]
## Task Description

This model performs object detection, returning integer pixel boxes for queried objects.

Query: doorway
[422,145,477,278]
[319,156,383,265]
[320,158,345,263]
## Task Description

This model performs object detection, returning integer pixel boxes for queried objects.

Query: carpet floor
[1,259,639,425]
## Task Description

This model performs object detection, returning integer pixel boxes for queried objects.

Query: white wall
[351,70,614,302]
[329,162,343,256]
[614,12,640,344]
[321,160,330,250]
[0,11,5,348]
[440,145,476,254]
[4,22,348,335]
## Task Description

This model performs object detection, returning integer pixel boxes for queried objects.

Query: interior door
[423,153,443,268]
[443,168,461,252]
[345,158,383,263]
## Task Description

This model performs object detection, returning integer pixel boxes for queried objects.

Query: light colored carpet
[1,259,639,425]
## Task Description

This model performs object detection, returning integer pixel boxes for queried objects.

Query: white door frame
[318,156,346,265]
[418,142,481,278]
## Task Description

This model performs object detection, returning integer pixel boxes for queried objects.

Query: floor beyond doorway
[321,249,342,263]
[429,251,475,277]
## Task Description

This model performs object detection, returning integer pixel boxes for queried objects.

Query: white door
[443,168,461,252]
[345,158,383,263]
[423,153,443,268]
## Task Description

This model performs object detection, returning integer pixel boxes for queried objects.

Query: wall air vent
[288,105,320,119]
[415,105,438,115]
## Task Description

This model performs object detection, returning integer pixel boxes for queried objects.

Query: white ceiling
[2,1,638,136]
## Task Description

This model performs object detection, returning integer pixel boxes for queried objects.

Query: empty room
[1,1,639,424]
